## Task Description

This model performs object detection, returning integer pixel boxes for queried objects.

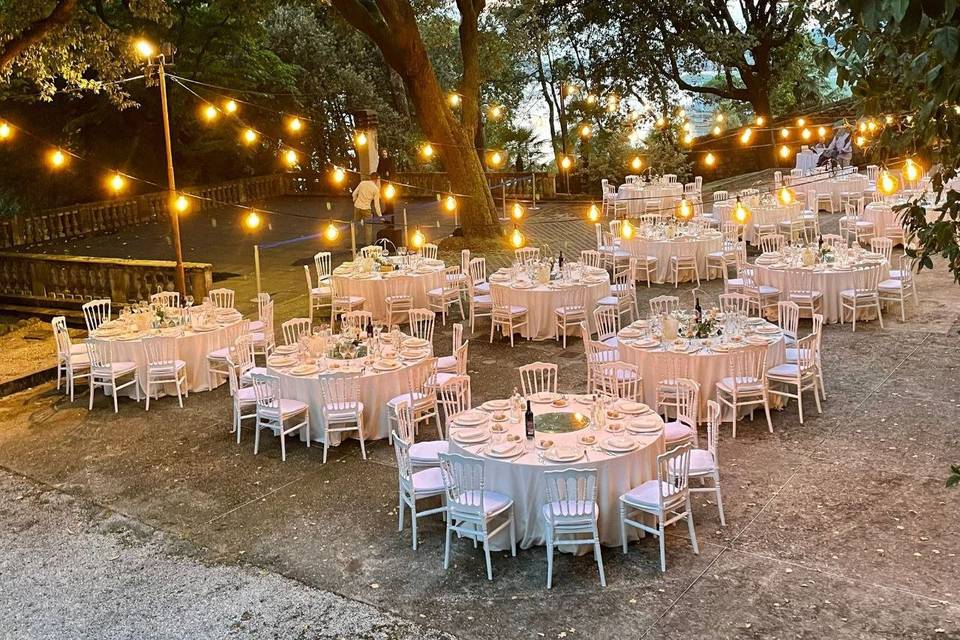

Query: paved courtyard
[2,196,959,639]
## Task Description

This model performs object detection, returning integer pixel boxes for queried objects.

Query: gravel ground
[0,470,454,640]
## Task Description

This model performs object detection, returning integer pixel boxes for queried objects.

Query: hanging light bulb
[331,167,346,184]
[383,183,397,200]
[630,156,642,171]
[780,127,790,139]
[202,104,218,121]
[420,143,434,159]
[858,120,868,133]
[867,119,878,132]
[755,115,766,126]
[676,197,693,221]
[224,99,238,114]
[48,148,67,169]
[682,132,694,145]
[355,131,367,146]
[817,126,827,138]
[511,202,525,220]
[448,93,461,107]
[0,121,11,140]
[242,128,258,145]
[510,225,525,248]
[606,95,618,112]
[855,135,867,147]
[586,94,598,105]
[655,116,666,128]
[108,172,126,194]
[903,159,921,182]
[488,150,504,168]
[174,194,189,213]
[324,221,340,241]
[443,195,457,212]
[288,116,303,133]
[682,121,693,132]
[712,125,722,136]
[620,219,634,240]
[878,170,899,196]
[703,152,716,167]
[134,39,156,58]
[489,105,503,119]
[244,209,262,230]
[560,155,573,170]
[796,117,806,127]
[740,127,753,144]
[733,197,751,224]
[283,149,298,167]
[801,127,812,141]
[411,226,426,249]
[779,145,791,159]
[588,203,600,222]
[778,186,795,205]
[580,124,592,137]
[715,113,725,123]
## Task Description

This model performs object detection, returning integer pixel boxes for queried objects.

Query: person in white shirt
[825,125,853,167]
[352,172,381,246]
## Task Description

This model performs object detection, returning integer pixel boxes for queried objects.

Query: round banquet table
[93,318,247,397]
[790,172,869,209]
[267,349,433,446]
[714,200,798,244]
[751,258,890,324]
[623,232,723,283]
[487,274,611,340]
[447,395,665,552]
[618,183,684,216]
[618,324,787,419]
[331,260,446,321]
[863,201,941,243]
[794,148,820,174]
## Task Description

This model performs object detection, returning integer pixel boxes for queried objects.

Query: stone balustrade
[393,171,556,200]
[0,252,213,309]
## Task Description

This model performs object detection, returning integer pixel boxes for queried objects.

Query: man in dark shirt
[376,148,396,223]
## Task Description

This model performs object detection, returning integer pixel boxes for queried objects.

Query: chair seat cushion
[248,320,265,332]
[409,440,448,464]
[663,420,694,442]
[411,467,446,493]
[472,294,492,305]
[436,355,457,370]
[148,360,186,374]
[335,296,365,305]
[70,343,87,355]
[240,366,267,385]
[311,286,332,297]
[427,287,452,296]
[387,391,427,407]
[274,398,308,417]
[669,448,717,474]
[456,490,513,515]
[497,305,527,315]
[751,285,780,295]
[767,363,800,378]
[717,376,764,393]
[97,361,137,376]
[621,479,678,508]
[839,289,878,298]
[554,305,586,317]
[596,296,619,306]
[601,336,619,348]
[789,290,822,300]
[878,279,903,290]
[235,386,257,404]
[541,500,598,522]
[207,346,230,360]
[889,270,905,279]
[324,401,364,421]
[726,278,744,288]
[475,282,490,293]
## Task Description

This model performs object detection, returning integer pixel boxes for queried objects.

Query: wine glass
[185,295,194,308]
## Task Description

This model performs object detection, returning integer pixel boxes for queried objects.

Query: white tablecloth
[623,233,723,283]
[448,396,664,552]
[618,183,684,216]
[332,265,446,321]
[620,332,787,418]
[795,149,819,174]
[714,201,799,244]
[752,261,890,324]
[863,201,941,244]
[101,321,247,397]
[487,277,611,340]
[791,173,869,209]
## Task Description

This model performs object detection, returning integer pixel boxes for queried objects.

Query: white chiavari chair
[469,257,490,294]
[150,291,180,308]
[438,374,472,429]
[543,468,605,588]
[304,265,331,323]
[250,300,276,360]
[281,317,312,345]
[681,400,725,526]
[247,292,270,333]
[649,295,679,316]
[580,250,602,269]
[209,288,235,309]
[839,264,884,331]
[741,267,781,318]
[427,266,466,325]
[597,267,637,322]
[82,299,112,332]
[870,236,894,266]
[360,245,384,258]
[53,316,89,402]
[593,305,620,347]
[628,246,658,288]
[619,444,698,572]
[597,361,642,401]
[766,333,821,423]
[408,308,436,344]
[437,323,465,374]
[86,338,140,413]
[878,255,918,321]
[758,233,785,254]
[518,362,558,397]
[438,452,517,581]
[393,429,447,551]
[776,301,800,346]
[554,285,586,348]
[786,268,823,317]
[250,372,310,461]
[330,278,365,325]
[662,377,699,449]
[387,358,443,440]
[385,294,413,327]
[668,240,700,288]
[314,251,332,284]
[339,310,371,333]
[318,372,366,463]
[420,243,439,260]
[466,277,492,334]
[490,284,528,346]
[718,292,756,316]
[716,344,772,437]
[515,247,540,265]
[226,335,257,442]
[581,322,617,393]
[142,335,187,411]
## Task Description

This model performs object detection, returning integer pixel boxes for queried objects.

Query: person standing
[376,148,396,223]
[352,171,380,247]
[825,125,853,168]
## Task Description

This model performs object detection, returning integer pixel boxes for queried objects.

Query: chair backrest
[657,444,691,510]
[448,339,469,375]
[438,374,472,417]
[758,234,785,254]
[52,316,71,360]
[250,372,281,414]
[649,295,679,316]
[870,237,893,264]
[318,372,362,415]
[674,378,700,428]
[721,222,740,242]
[705,400,720,463]
[786,268,814,297]
[557,283,586,313]
[490,284,511,311]
[897,254,916,287]
[543,468,598,521]
[610,266,634,299]
[854,264,882,293]
[452,322,464,351]
[209,288,235,309]
[515,247,540,264]
[392,431,415,486]
[440,265,461,293]
[82,299,112,332]
[598,361,641,400]
[593,305,620,341]
[282,317,312,345]
[303,265,316,294]
[260,300,275,337]
[385,295,413,324]
[727,345,767,392]
[518,362,558,397]
[151,291,180,308]
[408,308,436,343]
[822,233,845,248]
[712,190,728,203]
[360,245,383,258]
[609,219,622,239]
[227,334,255,391]
[142,335,178,368]
[776,301,800,342]
[460,249,471,275]
[341,310,372,332]
[84,338,113,371]
[438,452,487,515]
[421,243,439,260]
[314,251,332,281]
[795,332,818,370]
[718,292,753,316]
[694,176,703,192]
[257,292,271,319]
[469,257,487,285]
[405,357,438,401]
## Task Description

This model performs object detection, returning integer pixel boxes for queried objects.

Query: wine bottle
[558,250,565,272]
[524,400,535,440]
[695,297,702,322]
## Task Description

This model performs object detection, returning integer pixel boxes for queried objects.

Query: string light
[676,197,693,221]
[489,105,503,119]
[420,143,434,159]
[355,131,367,146]
[682,121,693,132]
[855,135,867,147]
[780,128,790,139]
[134,39,156,58]
[244,209,262,230]
[448,93,461,107]
[283,149,298,166]
[579,124,592,138]
[586,94,597,105]
[903,159,921,182]
[801,127,812,141]
[565,84,577,96]
[108,172,126,194]
[703,152,716,167]
[740,127,753,144]
[655,116,666,128]
[630,156,642,171]
[559,155,573,170]
[878,170,899,196]
[242,128,258,144]
[779,144,791,159]
[796,117,806,127]
[620,219,634,240]
[755,115,766,126]
[48,148,67,169]
[858,121,868,133]
[383,183,397,200]
[487,150,505,168]
[817,126,827,138]
[510,225,525,248]
[682,132,694,145]
[174,194,189,213]
[733,197,751,224]
[324,221,340,241]
[606,95,618,112]
[224,100,238,114]
[331,167,346,184]
[288,116,303,133]
[411,226,426,249]
[202,104,218,122]
[778,186,795,205]
[587,203,600,222]
[715,113,725,123]
[0,121,12,140]
[712,125,722,136]
[511,202,524,220]
[867,119,878,132]
[443,195,457,212]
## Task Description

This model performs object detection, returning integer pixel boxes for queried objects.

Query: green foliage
[641,124,693,181]
[948,464,960,488]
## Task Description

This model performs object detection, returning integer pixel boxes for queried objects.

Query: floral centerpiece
[674,308,721,339]
[329,326,368,359]
[818,245,835,263]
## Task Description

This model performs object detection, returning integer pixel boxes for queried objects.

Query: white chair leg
[658,523,666,571]
[546,530,554,588]
[714,473,726,526]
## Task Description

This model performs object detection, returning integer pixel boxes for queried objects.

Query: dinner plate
[373,360,402,371]
[602,436,638,452]
[618,327,643,338]
[616,400,651,414]
[482,399,511,411]
[512,281,536,289]
[577,433,598,446]
[754,325,780,334]
[631,338,660,349]
[452,429,488,444]
[543,446,584,462]
[535,438,555,450]
[274,344,299,355]
[268,356,297,367]
[486,443,522,458]
[529,391,560,403]
[403,337,430,348]
[452,411,487,427]
[290,364,319,376]
[627,419,663,434]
